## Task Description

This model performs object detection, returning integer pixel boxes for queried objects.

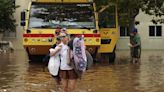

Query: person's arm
[133,43,140,47]
[49,44,62,56]
[132,36,141,47]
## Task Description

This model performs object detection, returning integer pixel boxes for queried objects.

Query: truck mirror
[20,11,26,26]
[21,11,26,21]
[20,21,26,26]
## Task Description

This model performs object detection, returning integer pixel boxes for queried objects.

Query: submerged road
[0,50,164,92]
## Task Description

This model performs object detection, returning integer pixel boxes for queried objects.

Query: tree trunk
[128,8,139,33]
[129,18,135,32]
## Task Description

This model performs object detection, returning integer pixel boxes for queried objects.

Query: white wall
[117,10,164,50]
[14,0,30,50]
[117,37,130,50]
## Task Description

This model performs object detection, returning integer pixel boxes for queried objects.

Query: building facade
[14,0,30,50]
[117,10,164,50]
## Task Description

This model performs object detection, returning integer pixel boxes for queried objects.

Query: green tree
[0,0,18,32]
[118,0,164,30]
[95,0,164,31]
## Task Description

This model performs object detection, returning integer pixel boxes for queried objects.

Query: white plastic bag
[48,48,60,76]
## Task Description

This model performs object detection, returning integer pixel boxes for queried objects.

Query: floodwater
[0,50,164,92]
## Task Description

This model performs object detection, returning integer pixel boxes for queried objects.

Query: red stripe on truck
[23,34,100,37]
[75,34,100,37]
[23,34,54,37]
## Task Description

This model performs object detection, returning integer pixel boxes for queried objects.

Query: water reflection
[138,55,164,92]
[0,51,27,92]
[0,50,164,92]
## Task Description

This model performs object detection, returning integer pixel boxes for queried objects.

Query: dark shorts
[132,47,141,58]
[59,70,78,79]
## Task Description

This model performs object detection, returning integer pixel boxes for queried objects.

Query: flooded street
[0,50,164,92]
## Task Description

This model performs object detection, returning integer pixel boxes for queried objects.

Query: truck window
[29,3,96,29]
[99,6,116,28]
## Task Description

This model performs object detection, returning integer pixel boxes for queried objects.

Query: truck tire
[108,46,116,64]
[108,52,116,64]
[26,48,44,62]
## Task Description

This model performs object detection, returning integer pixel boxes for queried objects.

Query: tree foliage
[94,0,164,29]
[118,0,164,25]
[141,0,164,16]
[0,0,18,32]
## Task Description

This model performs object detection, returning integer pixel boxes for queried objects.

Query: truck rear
[21,0,118,62]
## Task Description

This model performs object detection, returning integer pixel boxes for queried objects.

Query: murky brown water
[0,50,164,92]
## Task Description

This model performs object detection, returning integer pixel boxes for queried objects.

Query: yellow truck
[20,0,119,63]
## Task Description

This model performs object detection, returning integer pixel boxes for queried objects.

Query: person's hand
[128,43,132,47]
[131,45,135,48]
[58,44,62,48]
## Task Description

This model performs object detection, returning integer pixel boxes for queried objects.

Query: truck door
[98,5,119,53]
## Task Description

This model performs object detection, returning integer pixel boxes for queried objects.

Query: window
[149,26,162,37]
[120,26,130,37]
[156,26,162,36]
[99,6,116,28]
[29,3,95,29]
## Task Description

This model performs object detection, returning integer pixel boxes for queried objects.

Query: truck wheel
[28,55,44,62]
[28,55,35,62]
[26,48,32,62]
[108,52,116,64]
[108,46,116,64]
[87,47,98,63]
[26,48,44,62]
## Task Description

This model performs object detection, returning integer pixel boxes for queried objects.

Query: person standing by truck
[129,28,141,64]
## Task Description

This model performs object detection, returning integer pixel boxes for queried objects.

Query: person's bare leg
[138,58,141,63]
[136,58,141,64]
[61,79,68,92]
[134,58,137,63]
[55,77,61,85]
[69,79,77,92]
[132,58,135,64]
